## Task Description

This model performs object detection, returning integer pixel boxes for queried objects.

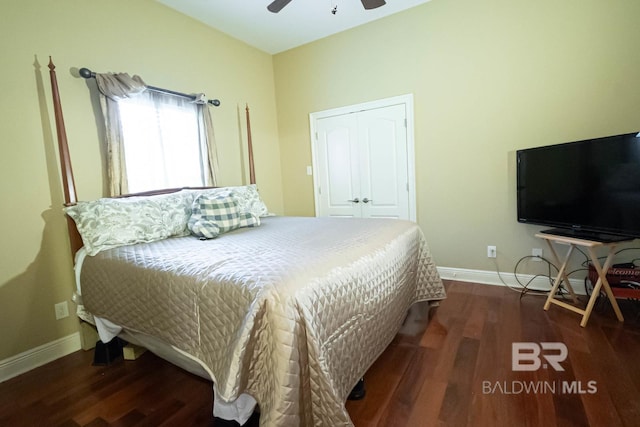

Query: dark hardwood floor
[1,280,639,426]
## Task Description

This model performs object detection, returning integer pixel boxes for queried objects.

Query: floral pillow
[188,193,260,239]
[229,184,269,217]
[64,191,192,256]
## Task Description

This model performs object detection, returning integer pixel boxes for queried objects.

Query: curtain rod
[78,67,221,107]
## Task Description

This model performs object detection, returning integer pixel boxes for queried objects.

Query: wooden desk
[535,232,626,327]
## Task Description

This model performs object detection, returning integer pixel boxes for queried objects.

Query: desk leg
[544,242,575,310]
[581,247,624,327]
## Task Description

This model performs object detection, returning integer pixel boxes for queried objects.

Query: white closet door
[357,104,409,219]
[315,113,361,217]
[313,101,411,220]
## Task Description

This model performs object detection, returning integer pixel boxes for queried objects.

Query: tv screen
[517,132,640,241]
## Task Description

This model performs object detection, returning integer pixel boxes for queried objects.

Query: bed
[47,58,446,426]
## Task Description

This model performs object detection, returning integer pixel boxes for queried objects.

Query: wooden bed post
[49,57,99,350]
[245,104,256,185]
[48,57,83,256]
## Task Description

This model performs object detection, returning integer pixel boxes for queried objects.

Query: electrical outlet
[55,301,69,320]
[532,248,543,261]
[487,245,497,258]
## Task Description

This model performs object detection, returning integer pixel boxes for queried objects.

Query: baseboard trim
[437,266,587,295]
[0,332,81,383]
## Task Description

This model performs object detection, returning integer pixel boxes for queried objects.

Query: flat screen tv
[517,131,640,242]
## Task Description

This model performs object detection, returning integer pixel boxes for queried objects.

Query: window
[94,71,218,196]
[117,91,212,193]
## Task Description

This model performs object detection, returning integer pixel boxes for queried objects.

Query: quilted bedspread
[80,216,445,426]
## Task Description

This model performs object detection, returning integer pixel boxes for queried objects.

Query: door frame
[309,94,417,221]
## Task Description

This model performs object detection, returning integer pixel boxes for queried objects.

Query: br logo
[512,342,568,371]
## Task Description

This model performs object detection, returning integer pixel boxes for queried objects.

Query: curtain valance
[95,73,147,101]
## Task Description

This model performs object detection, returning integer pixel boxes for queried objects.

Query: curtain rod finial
[79,67,94,79]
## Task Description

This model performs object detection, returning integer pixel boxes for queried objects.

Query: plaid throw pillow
[238,211,261,228]
[188,193,262,240]
[188,194,241,239]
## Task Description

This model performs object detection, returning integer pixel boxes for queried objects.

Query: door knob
[362,198,371,203]
[348,198,360,203]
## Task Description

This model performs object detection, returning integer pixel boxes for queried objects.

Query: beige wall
[3,0,640,365]
[273,0,640,272]
[0,0,282,361]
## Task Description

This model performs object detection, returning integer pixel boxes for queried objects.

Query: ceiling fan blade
[267,0,294,13]
[361,0,386,9]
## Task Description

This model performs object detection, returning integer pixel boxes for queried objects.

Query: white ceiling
[157,0,431,54]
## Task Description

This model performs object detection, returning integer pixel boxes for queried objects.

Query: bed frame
[47,57,257,257]
[48,58,401,423]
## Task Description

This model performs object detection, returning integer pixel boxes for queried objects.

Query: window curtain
[94,72,219,196]
[95,72,146,195]
[195,95,220,188]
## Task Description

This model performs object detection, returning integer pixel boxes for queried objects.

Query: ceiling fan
[268,0,386,13]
